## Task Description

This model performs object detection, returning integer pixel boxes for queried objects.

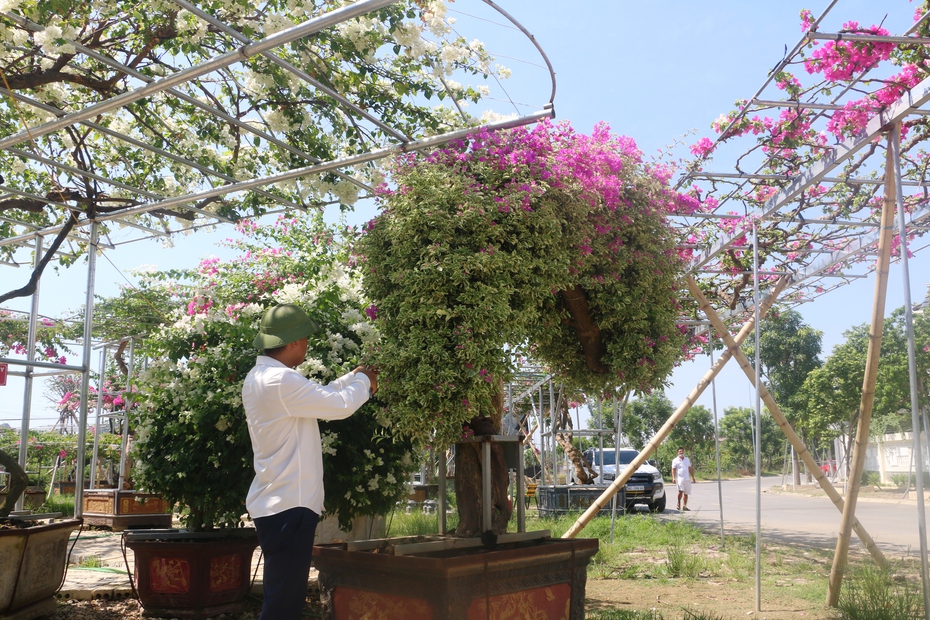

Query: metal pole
[550,381,557,486]
[438,452,446,535]
[892,122,930,619]
[89,346,106,488]
[710,345,725,547]
[752,222,763,612]
[74,220,99,519]
[482,440,492,533]
[16,235,42,512]
[117,339,135,489]
[611,397,621,543]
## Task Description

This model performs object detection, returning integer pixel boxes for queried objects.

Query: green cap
[253,304,319,350]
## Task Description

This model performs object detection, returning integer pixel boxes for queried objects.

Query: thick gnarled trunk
[454,390,513,537]
[0,449,29,518]
[555,398,597,484]
[559,285,608,374]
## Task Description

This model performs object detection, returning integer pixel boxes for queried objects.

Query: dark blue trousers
[254,507,319,620]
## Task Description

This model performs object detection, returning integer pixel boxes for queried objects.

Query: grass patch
[837,562,924,620]
[38,493,75,517]
[385,507,458,537]
[588,610,731,620]
[382,500,924,619]
[77,555,105,568]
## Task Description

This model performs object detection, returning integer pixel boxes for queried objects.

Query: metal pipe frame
[691,74,930,270]
[15,235,42,512]
[892,123,930,618]
[74,220,99,518]
[0,0,400,151]
[0,85,305,213]
[0,107,555,249]
[170,0,410,144]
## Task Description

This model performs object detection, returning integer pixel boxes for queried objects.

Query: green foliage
[385,508,458,537]
[0,428,123,487]
[837,563,924,620]
[860,470,882,487]
[620,393,715,469]
[122,214,415,531]
[76,555,105,568]
[39,493,76,517]
[0,310,74,364]
[793,308,918,446]
[718,407,782,472]
[745,307,823,417]
[588,611,664,620]
[890,472,930,489]
[892,473,910,489]
[359,122,689,449]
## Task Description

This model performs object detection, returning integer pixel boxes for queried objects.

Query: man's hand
[354,366,379,394]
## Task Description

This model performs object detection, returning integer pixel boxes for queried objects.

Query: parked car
[582,447,666,513]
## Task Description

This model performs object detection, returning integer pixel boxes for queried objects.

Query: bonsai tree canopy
[359,120,694,451]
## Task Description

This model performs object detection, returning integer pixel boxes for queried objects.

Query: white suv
[582,447,666,513]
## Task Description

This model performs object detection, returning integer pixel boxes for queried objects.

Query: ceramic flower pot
[123,528,259,619]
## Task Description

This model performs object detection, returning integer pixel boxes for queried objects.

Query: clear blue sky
[3,0,929,428]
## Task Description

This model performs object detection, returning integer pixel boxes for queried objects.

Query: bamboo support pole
[687,279,888,568]
[826,141,899,607]
[561,276,790,539]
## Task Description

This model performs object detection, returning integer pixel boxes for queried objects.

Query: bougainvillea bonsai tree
[357,120,698,535]
[120,213,414,532]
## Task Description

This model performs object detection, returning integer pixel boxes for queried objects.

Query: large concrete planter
[82,489,172,531]
[123,528,259,619]
[0,488,46,511]
[0,518,82,620]
[314,536,599,619]
[314,513,386,544]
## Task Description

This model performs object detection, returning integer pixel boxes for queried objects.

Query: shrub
[124,214,415,531]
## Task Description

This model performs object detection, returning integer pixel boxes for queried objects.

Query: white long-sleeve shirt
[242,356,371,518]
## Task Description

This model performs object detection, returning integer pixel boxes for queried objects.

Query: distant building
[865,432,930,484]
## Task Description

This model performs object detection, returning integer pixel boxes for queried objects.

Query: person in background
[670,447,695,512]
[243,303,378,620]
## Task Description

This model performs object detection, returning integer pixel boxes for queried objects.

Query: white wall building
[865,432,930,484]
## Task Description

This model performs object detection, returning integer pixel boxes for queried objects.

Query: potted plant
[358,120,692,532]
[316,120,693,618]
[116,212,415,617]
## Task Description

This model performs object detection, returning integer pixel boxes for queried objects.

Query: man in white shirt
[670,447,695,512]
[243,303,378,620]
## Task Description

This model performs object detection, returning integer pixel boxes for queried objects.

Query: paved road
[652,476,927,557]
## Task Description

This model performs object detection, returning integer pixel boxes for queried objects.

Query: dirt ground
[585,577,839,620]
[53,579,839,620]
[53,586,838,620]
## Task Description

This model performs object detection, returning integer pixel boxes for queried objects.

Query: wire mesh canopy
[673,3,930,326]
[0,0,555,296]
[0,0,929,333]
